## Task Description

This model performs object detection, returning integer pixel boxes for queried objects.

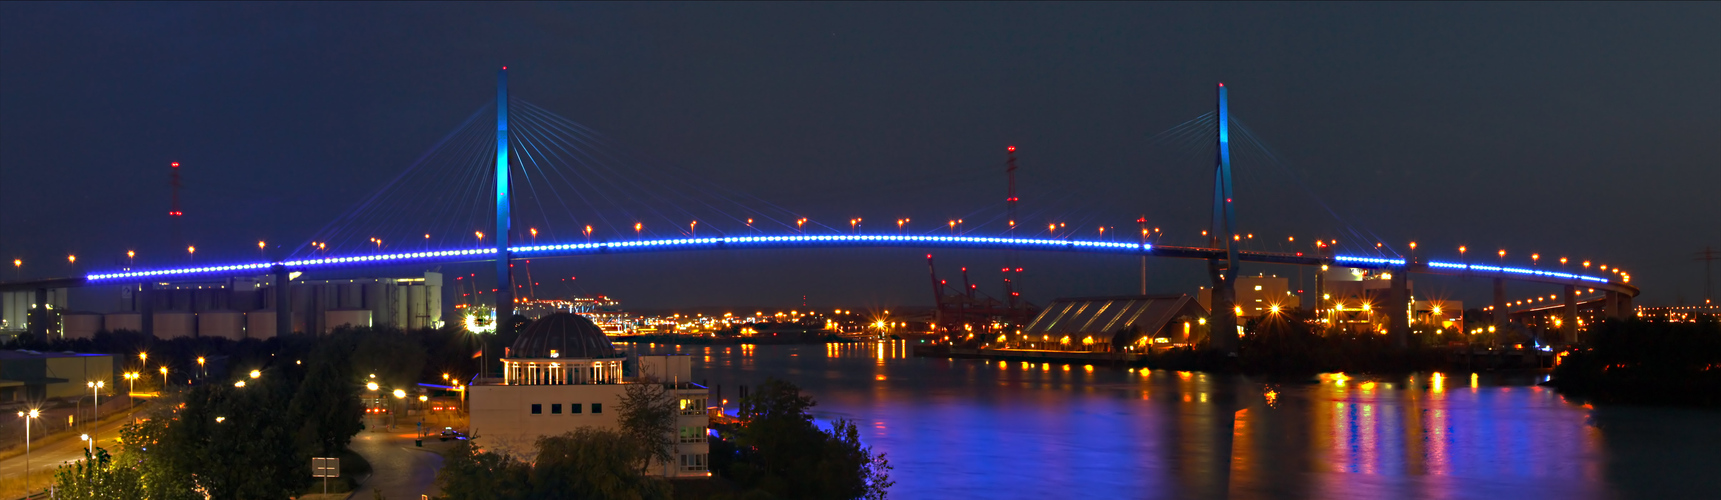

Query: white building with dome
[468,312,711,477]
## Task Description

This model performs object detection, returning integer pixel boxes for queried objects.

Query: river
[629,340,1721,499]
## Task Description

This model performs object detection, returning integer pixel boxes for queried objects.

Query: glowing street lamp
[19,409,39,483]
[86,381,103,445]
[249,369,261,379]
[1459,246,1467,263]
[584,225,593,241]
[197,356,205,378]
[635,222,643,238]
[67,254,76,265]
[159,366,168,389]
[475,231,484,243]
[187,245,196,261]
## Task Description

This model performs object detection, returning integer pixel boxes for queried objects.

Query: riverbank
[1547,319,1721,407]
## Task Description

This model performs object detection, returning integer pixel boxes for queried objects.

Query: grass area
[0,472,53,500]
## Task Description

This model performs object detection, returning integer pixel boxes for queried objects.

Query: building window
[681,453,708,471]
[680,426,707,443]
[592,403,602,413]
[531,404,542,415]
[679,397,707,416]
[551,404,563,414]
[570,403,582,414]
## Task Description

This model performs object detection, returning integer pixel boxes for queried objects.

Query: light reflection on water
[626,341,1721,499]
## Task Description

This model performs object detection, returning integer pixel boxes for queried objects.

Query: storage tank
[325,309,373,330]
[104,312,143,333]
[153,312,196,339]
[198,311,245,340]
[247,311,277,339]
[62,312,104,340]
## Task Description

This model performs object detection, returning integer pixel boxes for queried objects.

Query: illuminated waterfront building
[468,313,711,476]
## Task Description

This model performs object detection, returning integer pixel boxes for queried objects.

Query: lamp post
[197,356,206,379]
[159,366,168,391]
[18,409,38,483]
[86,380,103,444]
[392,389,407,430]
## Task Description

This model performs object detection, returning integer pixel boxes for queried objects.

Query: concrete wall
[198,311,245,340]
[325,309,373,330]
[154,312,196,338]
[62,313,104,340]
[104,312,142,333]
[43,354,114,399]
[637,355,693,384]
[468,382,709,477]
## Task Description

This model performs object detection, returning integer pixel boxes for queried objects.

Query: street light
[197,356,205,378]
[19,409,38,483]
[159,366,168,390]
[249,369,261,379]
[86,381,103,444]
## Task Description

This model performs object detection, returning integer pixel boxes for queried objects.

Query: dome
[510,313,618,359]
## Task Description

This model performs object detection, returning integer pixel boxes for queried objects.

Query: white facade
[470,354,710,478]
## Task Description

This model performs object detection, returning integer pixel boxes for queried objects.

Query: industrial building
[0,350,115,403]
[1198,275,1303,319]
[468,313,711,477]
[999,295,1210,352]
[0,272,444,340]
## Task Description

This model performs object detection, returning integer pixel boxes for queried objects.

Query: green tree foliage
[51,448,147,499]
[715,377,892,500]
[1552,317,1721,406]
[52,326,430,498]
[433,430,670,500]
[617,379,678,471]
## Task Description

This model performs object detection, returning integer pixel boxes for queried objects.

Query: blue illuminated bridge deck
[75,234,1638,296]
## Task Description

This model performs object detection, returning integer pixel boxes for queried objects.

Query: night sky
[2,3,1717,312]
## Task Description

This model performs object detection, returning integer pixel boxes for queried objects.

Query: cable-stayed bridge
[2,70,1640,352]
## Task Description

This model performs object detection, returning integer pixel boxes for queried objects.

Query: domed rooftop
[510,313,619,359]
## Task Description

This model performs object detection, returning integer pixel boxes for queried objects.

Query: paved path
[347,424,451,500]
[0,409,138,485]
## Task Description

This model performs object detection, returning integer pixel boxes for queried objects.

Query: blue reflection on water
[627,341,1721,499]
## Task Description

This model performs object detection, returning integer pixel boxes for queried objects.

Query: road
[346,421,452,500]
[0,414,130,484]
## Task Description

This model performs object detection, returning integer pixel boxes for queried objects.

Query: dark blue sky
[2,3,1717,310]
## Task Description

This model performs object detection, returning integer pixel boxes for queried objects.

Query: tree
[434,441,531,500]
[289,340,365,456]
[434,430,669,500]
[717,377,892,499]
[617,378,678,472]
[531,428,672,500]
[51,448,147,499]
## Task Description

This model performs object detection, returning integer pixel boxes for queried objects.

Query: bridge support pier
[1562,285,1577,344]
[140,282,154,338]
[1386,270,1410,348]
[1206,258,1238,354]
[1492,278,1508,335]
[273,265,292,336]
[1603,290,1633,320]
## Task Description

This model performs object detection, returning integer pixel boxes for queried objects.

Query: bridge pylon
[494,67,515,341]
[1207,83,1240,354]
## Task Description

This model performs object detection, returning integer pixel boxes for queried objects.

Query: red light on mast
[1006,145,1016,152]
[171,162,179,168]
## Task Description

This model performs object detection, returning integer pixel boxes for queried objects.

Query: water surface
[632,341,1721,499]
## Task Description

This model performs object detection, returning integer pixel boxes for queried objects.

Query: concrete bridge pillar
[1387,270,1410,348]
[140,282,155,338]
[1562,285,1577,344]
[1492,278,1508,333]
[1206,258,1238,354]
[1603,291,1625,320]
[273,265,292,336]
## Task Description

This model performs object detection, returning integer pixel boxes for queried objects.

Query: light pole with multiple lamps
[17,409,39,483]
[86,380,104,445]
